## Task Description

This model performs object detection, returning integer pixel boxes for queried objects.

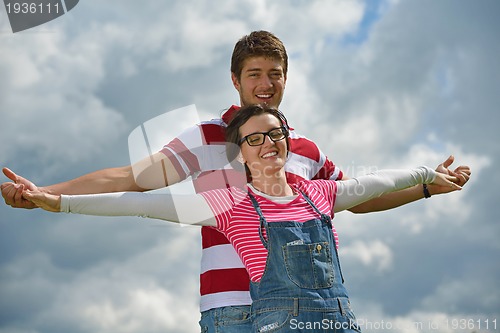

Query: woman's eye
[270,134,280,140]
[269,129,284,139]
[248,136,261,144]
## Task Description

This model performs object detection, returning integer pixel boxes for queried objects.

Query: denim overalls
[248,191,361,333]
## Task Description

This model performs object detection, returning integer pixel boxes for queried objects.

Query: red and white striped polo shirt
[200,180,338,282]
[160,105,343,312]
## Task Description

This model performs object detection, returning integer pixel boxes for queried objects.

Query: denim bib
[247,191,361,333]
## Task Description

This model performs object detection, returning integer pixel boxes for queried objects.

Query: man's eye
[270,72,283,78]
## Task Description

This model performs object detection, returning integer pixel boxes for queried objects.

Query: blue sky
[1,1,499,332]
[340,0,384,45]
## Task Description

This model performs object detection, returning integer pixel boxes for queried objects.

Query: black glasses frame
[239,126,289,146]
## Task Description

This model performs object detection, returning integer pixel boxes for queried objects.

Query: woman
[23,105,462,332]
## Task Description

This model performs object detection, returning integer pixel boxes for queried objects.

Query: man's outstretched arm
[2,151,182,209]
[346,155,471,214]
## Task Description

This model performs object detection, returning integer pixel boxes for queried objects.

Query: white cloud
[419,276,499,315]
[355,309,499,333]
[309,0,365,32]
[0,24,127,175]
[340,239,393,273]
[0,217,201,333]
[81,287,190,332]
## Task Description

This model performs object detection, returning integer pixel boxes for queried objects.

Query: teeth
[257,94,272,98]
[262,152,278,158]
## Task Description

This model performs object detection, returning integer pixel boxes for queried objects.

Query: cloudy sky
[0,0,498,332]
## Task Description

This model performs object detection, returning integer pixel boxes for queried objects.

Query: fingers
[21,190,40,205]
[448,177,462,190]
[1,167,39,208]
[432,173,462,193]
[450,167,471,186]
[456,166,471,177]
[442,174,462,190]
[455,172,469,186]
[2,182,37,209]
[2,183,23,205]
[14,184,24,203]
[21,190,60,212]
[445,175,462,190]
[445,174,460,184]
[21,190,32,200]
[20,190,40,209]
[436,156,472,187]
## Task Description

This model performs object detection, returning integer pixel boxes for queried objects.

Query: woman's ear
[236,152,246,164]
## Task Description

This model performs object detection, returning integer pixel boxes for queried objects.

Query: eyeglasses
[239,127,289,146]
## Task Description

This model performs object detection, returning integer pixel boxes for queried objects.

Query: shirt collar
[221,105,240,125]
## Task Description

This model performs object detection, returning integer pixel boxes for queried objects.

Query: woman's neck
[250,170,294,197]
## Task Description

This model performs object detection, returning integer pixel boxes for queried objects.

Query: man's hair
[231,30,288,81]
[225,104,289,170]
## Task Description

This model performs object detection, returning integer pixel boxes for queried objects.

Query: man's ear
[231,72,241,91]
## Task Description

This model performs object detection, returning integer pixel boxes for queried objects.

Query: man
[2,31,470,332]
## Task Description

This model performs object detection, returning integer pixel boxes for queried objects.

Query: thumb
[2,167,19,183]
[441,155,454,169]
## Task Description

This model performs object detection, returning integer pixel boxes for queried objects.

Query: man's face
[232,56,287,108]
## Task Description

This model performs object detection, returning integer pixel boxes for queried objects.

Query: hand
[1,168,39,209]
[428,155,471,195]
[22,190,61,212]
[430,171,462,192]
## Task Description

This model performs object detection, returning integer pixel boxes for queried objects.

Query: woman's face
[238,113,288,179]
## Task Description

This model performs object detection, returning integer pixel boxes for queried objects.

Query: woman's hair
[231,30,288,81]
[225,104,289,174]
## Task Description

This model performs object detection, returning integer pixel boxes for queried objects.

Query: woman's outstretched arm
[23,190,217,227]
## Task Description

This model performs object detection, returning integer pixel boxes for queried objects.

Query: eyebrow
[245,67,282,73]
[242,127,283,137]
[245,68,262,73]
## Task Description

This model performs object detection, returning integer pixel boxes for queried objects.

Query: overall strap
[299,190,332,227]
[247,191,269,249]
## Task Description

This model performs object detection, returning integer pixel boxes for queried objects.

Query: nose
[262,134,275,146]
[259,74,273,88]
